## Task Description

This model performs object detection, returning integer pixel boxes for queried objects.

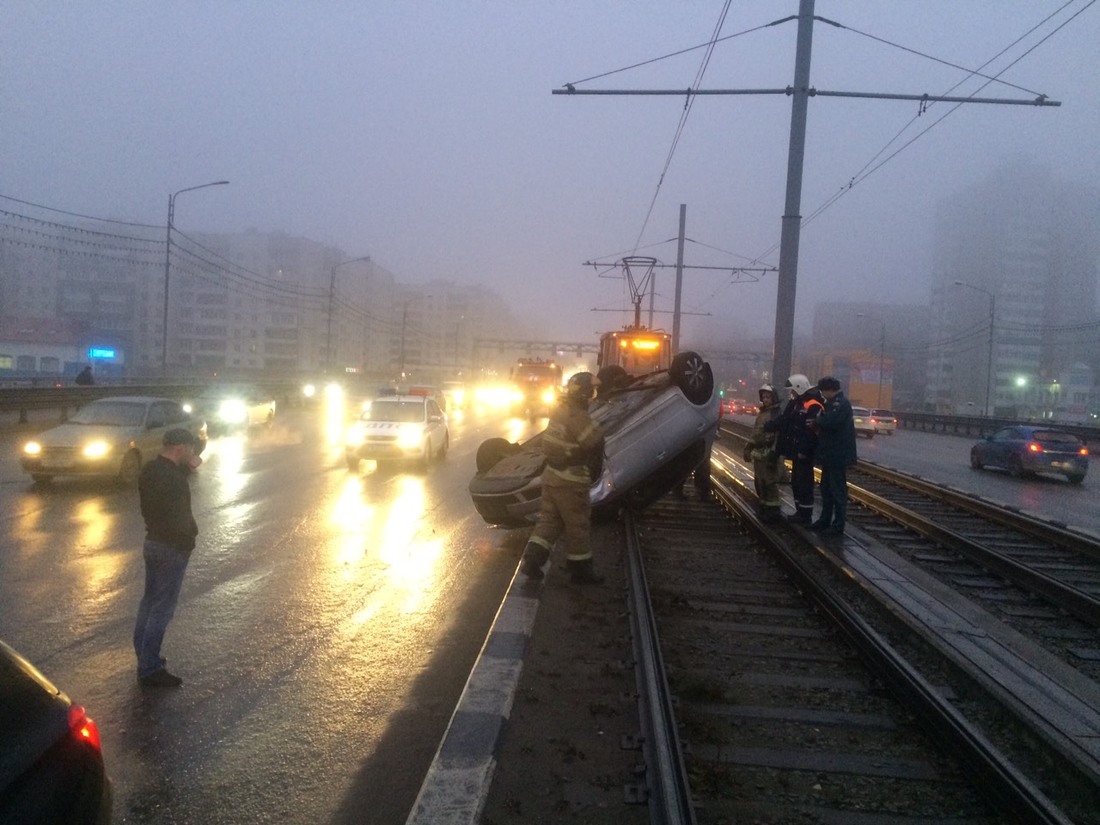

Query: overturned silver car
[468,351,720,527]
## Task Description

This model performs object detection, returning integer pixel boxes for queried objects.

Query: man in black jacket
[132,428,202,687]
[810,376,857,535]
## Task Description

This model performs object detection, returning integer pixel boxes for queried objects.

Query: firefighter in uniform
[742,384,782,522]
[519,372,606,585]
[768,373,824,525]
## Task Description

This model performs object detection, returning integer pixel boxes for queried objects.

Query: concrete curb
[405,570,541,825]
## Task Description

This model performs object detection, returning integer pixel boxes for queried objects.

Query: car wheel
[866,432,875,439]
[438,434,449,459]
[118,450,142,485]
[476,437,521,473]
[670,351,714,404]
[970,451,983,470]
[346,453,360,471]
[422,440,433,469]
[1067,473,1085,485]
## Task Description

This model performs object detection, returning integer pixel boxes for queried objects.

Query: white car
[345,394,449,469]
[869,408,897,435]
[468,351,719,526]
[851,407,876,439]
[20,396,207,485]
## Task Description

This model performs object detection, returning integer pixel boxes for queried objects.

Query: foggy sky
[3,2,1097,348]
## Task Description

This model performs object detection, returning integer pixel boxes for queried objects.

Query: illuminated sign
[88,347,117,360]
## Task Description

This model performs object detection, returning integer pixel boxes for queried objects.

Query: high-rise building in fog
[926,163,1100,419]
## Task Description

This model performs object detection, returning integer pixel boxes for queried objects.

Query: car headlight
[23,441,42,456]
[218,399,248,424]
[82,440,111,459]
[346,423,366,446]
[302,383,317,398]
[540,388,557,406]
[397,428,424,449]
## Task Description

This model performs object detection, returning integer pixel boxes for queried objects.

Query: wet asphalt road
[0,399,541,825]
[1,407,1095,824]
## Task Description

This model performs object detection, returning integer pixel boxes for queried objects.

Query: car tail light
[69,704,102,752]
[1081,447,1089,457]
[1027,442,1043,453]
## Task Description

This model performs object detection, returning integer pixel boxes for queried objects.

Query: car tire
[438,434,449,459]
[476,437,521,474]
[1067,473,1085,485]
[421,440,433,470]
[346,453,360,471]
[866,432,875,439]
[118,450,142,485]
[970,451,983,470]
[670,351,714,404]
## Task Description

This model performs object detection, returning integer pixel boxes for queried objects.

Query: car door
[986,427,1017,469]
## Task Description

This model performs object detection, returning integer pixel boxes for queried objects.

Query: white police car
[345,394,449,470]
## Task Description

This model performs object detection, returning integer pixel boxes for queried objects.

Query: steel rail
[844,473,1100,628]
[707,471,1075,825]
[621,508,696,825]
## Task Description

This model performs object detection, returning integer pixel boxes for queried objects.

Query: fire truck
[509,357,563,421]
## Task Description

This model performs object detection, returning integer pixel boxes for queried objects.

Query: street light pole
[162,180,229,375]
[954,280,995,417]
[326,256,370,373]
[856,313,885,407]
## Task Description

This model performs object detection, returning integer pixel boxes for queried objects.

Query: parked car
[852,406,876,438]
[468,351,719,527]
[20,396,207,485]
[970,425,1088,484]
[0,639,112,824]
[345,394,449,469]
[869,408,897,435]
[441,380,467,410]
[189,385,275,434]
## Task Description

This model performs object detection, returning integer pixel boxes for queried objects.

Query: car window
[70,401,147,426]
[1035,430,1082,446]
[870,409,893,417]
[427,400,442,418]
[852,408,869,417]
[147,402,180,428]
[991,428,1016,440]
[366,400,426,423]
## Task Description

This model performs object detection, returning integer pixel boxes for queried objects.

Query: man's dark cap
[163,427,197,447]
[817,376,841,391]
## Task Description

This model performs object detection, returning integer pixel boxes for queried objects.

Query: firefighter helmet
[784,374,811,396]
[565,371,599,401]
[758,383,776,403]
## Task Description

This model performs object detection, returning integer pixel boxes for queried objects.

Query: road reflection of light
[203,434,250,502]
[336,475,443,621]
[72,499,124,613]
[324,388,350,449]
[332,477,376,571]
[504,418,529,443]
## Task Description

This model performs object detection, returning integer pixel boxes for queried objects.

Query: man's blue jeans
[133,540,190,678]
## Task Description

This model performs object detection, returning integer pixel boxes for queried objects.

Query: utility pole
[672,204,686,353]
[554,2,1058,388]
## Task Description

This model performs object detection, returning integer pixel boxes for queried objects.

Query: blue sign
[88,347,117,360]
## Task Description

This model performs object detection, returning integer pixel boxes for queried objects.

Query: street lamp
[954,280,996,417]
[856,313,886,407]
[326,256,370,373]
[162,180,229,374]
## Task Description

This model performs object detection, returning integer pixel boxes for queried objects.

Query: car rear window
[870,409,894,418]
[1034,431,1083,446]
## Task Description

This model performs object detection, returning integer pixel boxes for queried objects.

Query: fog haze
[3,2,1097,347]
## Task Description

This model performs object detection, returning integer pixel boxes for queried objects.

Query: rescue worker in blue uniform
[519,372,607,585]
[809,376,857,535]
[768,373,824,525]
